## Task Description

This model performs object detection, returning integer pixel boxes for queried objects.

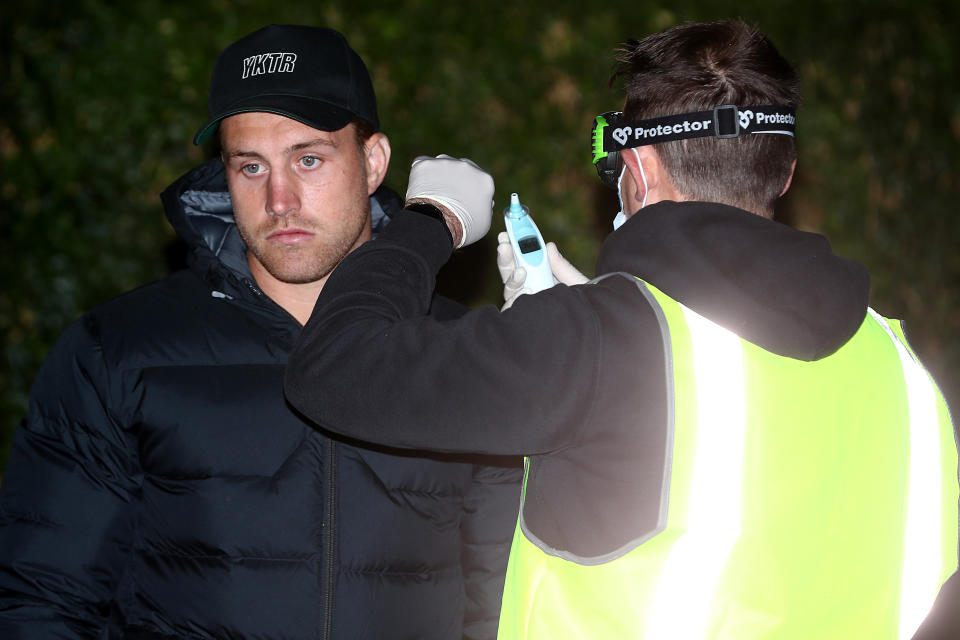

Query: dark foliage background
[2,0,958,470]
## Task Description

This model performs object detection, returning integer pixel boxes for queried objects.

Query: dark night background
[2,0,958,470]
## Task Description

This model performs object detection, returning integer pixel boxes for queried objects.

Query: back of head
[613,20,801,216]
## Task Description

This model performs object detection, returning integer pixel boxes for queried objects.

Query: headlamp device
[590,104,797,189]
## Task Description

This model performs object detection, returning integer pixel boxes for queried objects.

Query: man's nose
[266,169,300,217]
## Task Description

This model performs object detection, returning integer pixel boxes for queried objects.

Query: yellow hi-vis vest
[498,279,958,639]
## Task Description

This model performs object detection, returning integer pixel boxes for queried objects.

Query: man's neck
[248,259,327,326]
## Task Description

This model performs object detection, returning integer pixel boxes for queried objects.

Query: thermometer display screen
[518,236,542,254]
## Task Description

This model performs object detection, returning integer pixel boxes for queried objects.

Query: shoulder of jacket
[74,270,251,362]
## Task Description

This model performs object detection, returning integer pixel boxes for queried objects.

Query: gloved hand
[546,242,588,286]
[497,234,589,310]
[497,232,527,310]
[405,154,495,248]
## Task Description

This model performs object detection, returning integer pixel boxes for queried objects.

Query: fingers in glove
[504,265,526,294]
[496,239,515,283]
[546,242,589,285]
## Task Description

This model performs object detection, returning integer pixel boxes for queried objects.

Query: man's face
[220,112,380,287]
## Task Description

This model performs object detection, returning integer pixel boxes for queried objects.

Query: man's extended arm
[284,158,604,456]
[286,209,601,455]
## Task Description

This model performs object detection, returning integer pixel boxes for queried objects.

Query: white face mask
[613,148,647,230]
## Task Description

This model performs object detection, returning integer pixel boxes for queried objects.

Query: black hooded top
[286,200,872,558]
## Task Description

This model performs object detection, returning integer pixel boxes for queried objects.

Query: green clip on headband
[591,104,796,188]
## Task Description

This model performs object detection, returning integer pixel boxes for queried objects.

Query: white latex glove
[546,242,589,286]
[405,154,494,248]
[498,235,589,310]
[496,232,527,310]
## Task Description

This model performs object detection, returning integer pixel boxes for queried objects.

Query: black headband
[592,104,796,163]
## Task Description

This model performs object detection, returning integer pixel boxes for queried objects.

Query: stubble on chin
[238,212,370,286]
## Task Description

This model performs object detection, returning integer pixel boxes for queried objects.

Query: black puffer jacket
[0,158,521,639]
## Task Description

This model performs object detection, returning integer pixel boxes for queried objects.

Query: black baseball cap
[193,24,379,145]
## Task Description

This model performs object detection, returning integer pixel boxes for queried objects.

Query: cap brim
[193,94,361,145]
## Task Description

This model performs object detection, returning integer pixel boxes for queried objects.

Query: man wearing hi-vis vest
[284,19,960,639]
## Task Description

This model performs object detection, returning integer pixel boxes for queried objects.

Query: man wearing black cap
[0,24,519,639]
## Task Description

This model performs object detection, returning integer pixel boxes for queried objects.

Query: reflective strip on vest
[646,304,746,638]
[868,309,946,639]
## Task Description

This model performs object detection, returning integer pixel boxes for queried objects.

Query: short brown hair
[351,118,376,152]
[612,20,801,216]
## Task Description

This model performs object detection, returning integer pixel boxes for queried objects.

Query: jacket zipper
[240,277,307,329]
[322,438,337,639]
[237,276,333,634]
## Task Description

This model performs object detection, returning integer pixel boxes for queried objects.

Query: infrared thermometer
[504,192,555,293]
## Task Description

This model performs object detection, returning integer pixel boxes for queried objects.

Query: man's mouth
[267,227,315,244]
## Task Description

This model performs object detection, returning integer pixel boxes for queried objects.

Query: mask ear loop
[613,148,646,230]
[634,148,648,209]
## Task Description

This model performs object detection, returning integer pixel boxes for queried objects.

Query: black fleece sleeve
[284,209,604,456]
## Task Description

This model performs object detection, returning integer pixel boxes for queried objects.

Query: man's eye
[241,163,262,175]
[301,156,321,168]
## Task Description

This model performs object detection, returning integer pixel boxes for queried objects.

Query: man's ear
[780,158,797,197]
[364,133,391,195]
[621,145,668,206]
